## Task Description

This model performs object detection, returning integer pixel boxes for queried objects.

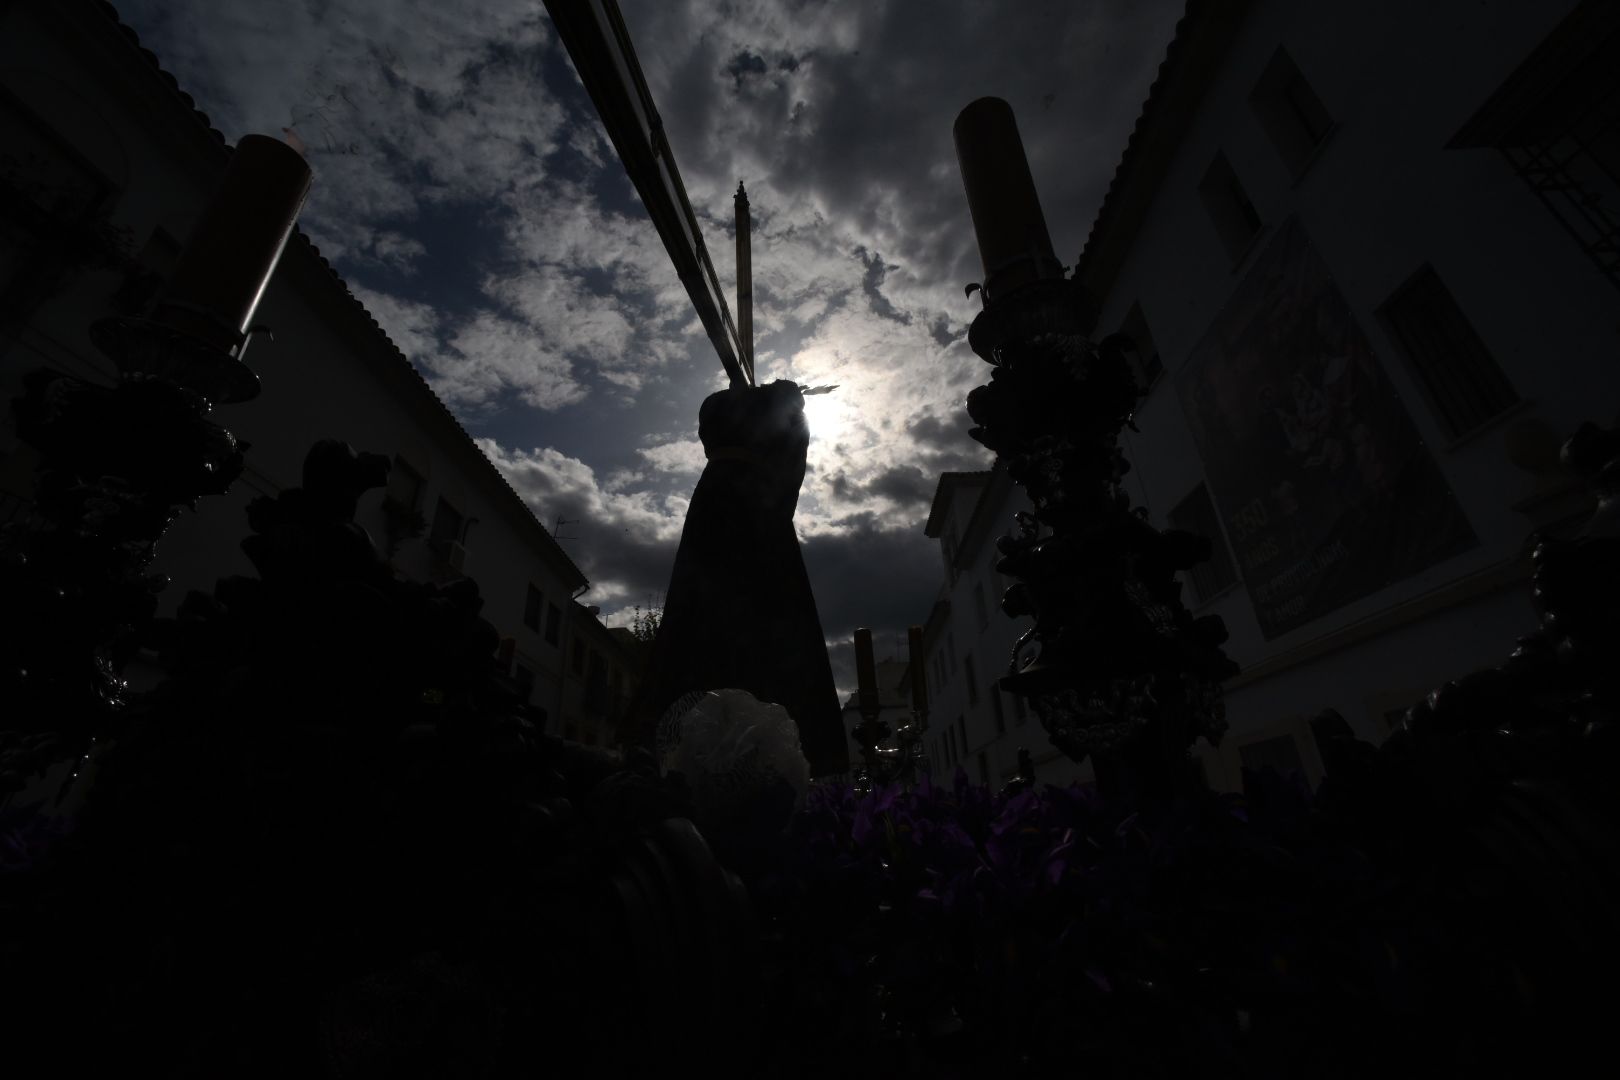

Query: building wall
[557,604,642,747]
[920,471,1092,789]
[0,0,600,735]
[1086,0,1618,786]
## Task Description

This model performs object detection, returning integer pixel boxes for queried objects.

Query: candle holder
[848,626,927,792]
[850,710,925,794]
[953,99,1239,810]
[0,132,308,802]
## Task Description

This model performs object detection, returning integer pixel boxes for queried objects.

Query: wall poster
[1176,216,1477,639]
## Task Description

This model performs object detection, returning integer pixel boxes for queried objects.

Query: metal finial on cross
[734,180,754,385]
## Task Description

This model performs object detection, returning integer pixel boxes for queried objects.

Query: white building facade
[1066,0,1620,789]
[919,0,1619,793]
[918,470,1093,789]
[0,0,618,736]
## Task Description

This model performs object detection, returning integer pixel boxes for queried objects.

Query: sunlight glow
[802,389,856,446]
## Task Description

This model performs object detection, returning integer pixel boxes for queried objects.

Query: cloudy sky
[116,0,1182,689]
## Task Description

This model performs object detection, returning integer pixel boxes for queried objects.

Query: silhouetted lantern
[952,97,1064,306]
[152,132,312,356]
[854,627,879,720]
[907,624,928,721]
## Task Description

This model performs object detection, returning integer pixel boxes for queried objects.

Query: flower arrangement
[740,762,1594,1077]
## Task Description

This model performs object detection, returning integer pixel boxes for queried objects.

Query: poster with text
[1176,216,1476,639]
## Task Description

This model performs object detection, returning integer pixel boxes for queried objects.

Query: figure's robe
[632,380,849,777]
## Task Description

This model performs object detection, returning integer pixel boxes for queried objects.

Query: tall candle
[952,97,1063,305]
[907,624,928,717]
[854,627,879,717]
[153,132,313,353]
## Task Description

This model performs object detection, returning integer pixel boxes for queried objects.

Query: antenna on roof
[553,516,579,543]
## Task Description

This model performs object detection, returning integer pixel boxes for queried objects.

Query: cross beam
[544,0,752,387]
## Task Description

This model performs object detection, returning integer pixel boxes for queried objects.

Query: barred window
[1379,264,1517,440]
[1168,483,1239,604]
[1449,10,1620,292]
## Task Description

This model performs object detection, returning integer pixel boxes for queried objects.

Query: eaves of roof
[1071,0,1253,334]
[94,0,589,594]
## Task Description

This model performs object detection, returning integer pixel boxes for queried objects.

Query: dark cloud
[866,464,931,505]
[855,245,910,325]
[632,0,1181,297]
[826,463,932,507]
[803,515,941,653]
[725,50,769,87]
[904,411,992,473]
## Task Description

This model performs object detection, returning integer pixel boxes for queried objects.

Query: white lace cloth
[656,689,811,820]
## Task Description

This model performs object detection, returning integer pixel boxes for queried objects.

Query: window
[1448,15,1620,291]
[964,655,979,705]
[545,603,561,647]
[385,457,424,510]
[1117,301,1164,390]
[947,633,957,675]
[942,525,961,584]
[0,82,120,312]
[957,716,968,760]
[429,496,464,545]
[571,639,585,675]
[1198,152,1263,263]
[1250,47,1334,178]
[524,585,543,631]
[991,686,1006,734]
[1378,264,1518,440]
[1168,483,1239,604]
[973,582,989,630]
[978,752,990,786]
[945,728,956,767]
[1239,733,1305,781]
[514,664,535,704]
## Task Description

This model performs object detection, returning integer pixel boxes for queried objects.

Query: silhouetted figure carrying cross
[631,379,849,778]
